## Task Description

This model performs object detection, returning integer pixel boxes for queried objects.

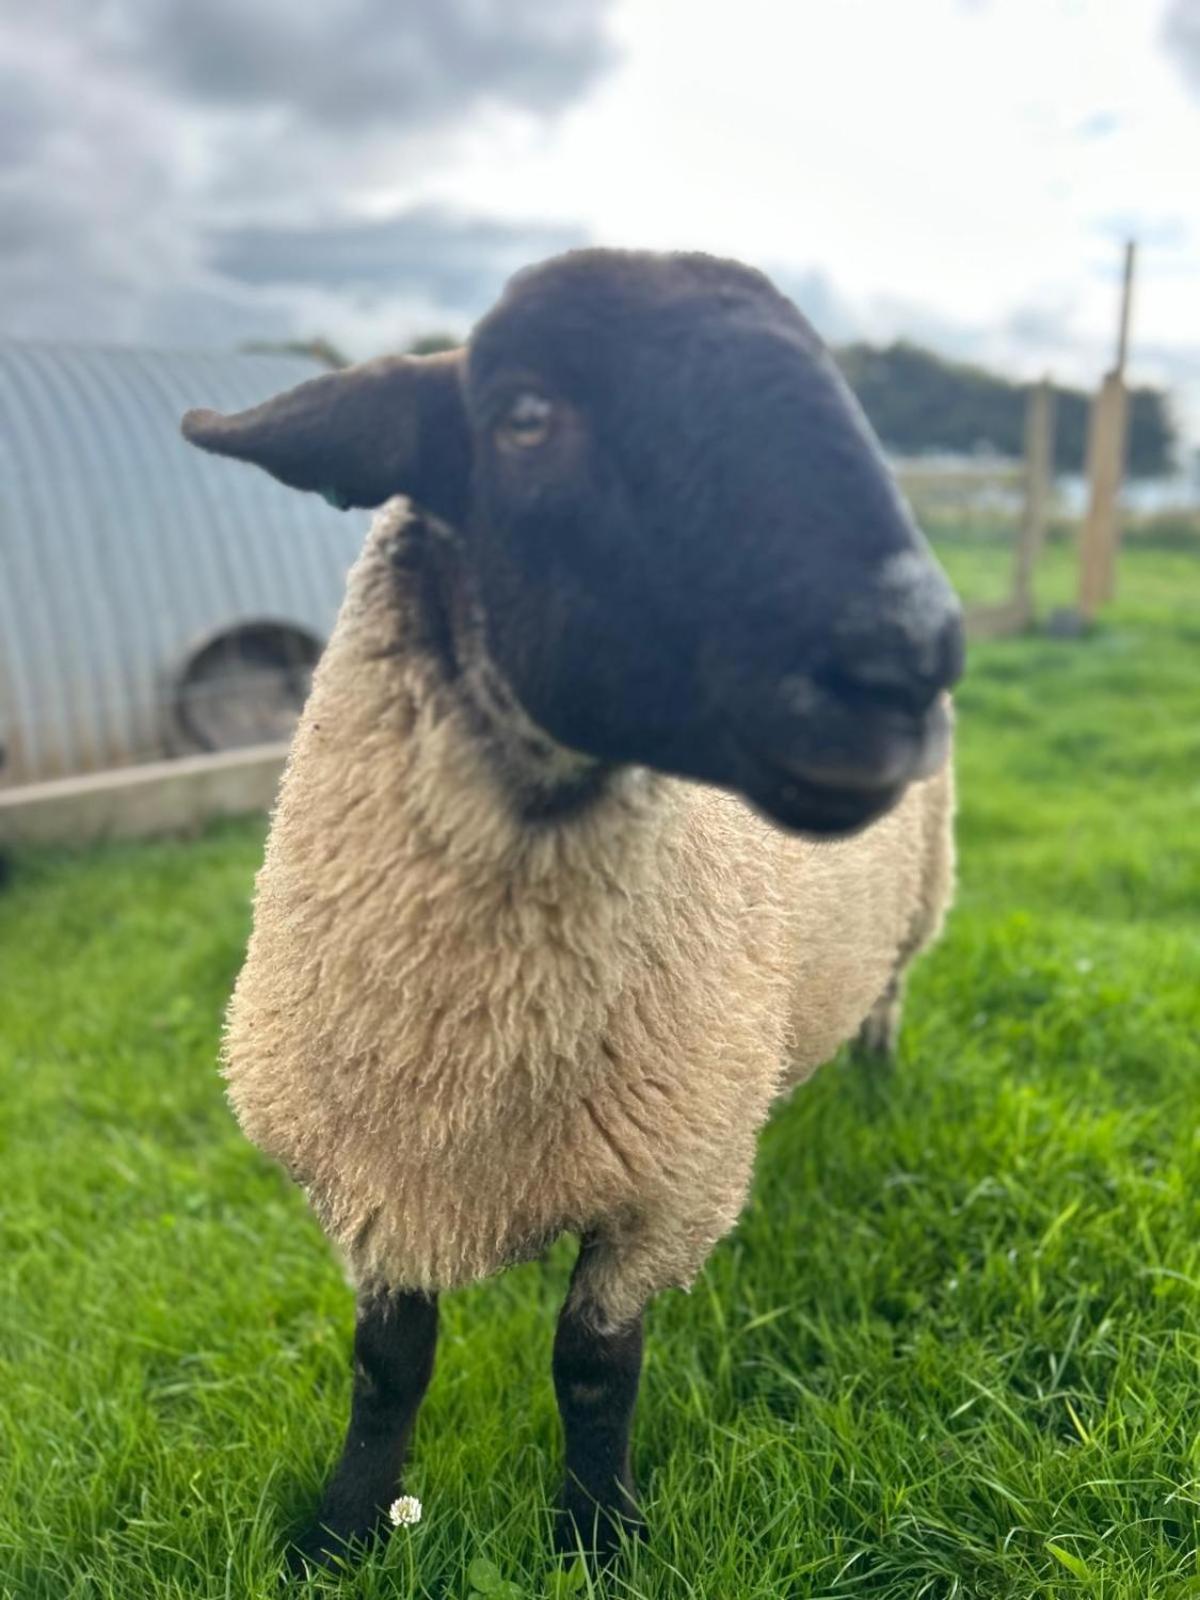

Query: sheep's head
[183,249,963,836]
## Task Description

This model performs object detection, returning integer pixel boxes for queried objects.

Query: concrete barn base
[0,744,288,847]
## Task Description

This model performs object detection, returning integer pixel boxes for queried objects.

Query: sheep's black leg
[291,1287,438,1572]
[552,1239,646,1562]
[853,971,904,1069]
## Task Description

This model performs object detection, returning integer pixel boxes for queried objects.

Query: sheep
[181,247,964,1571]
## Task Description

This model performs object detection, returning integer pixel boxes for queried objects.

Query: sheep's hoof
[285,1517,381,1581]
[555,1490,647,1567]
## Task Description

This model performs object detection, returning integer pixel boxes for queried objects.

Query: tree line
[835,340,1176,478]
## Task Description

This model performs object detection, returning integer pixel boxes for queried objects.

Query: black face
[461,252,963,835]
[181,248,964,836]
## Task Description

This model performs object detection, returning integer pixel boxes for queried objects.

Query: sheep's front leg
[291,1286,438,1572]
[553,1235,646,1561]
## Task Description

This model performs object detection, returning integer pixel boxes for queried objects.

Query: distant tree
[406,332,462,356]
[238,333,464,367]
[239,337,350,369]
[835,340,1176,477]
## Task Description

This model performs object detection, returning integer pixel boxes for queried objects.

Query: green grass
[3,540,1200,1599]
[914,509,1200,612]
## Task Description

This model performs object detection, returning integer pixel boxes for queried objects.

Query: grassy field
[2,539,1199,1599]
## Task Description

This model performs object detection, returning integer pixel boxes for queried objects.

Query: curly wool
[223,501,954,1330]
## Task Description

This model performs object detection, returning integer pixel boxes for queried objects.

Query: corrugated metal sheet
[0,340,369,785]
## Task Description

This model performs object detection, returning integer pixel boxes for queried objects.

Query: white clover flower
[388,1495,423,1528]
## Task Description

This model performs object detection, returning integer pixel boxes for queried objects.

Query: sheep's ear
[180,349,469,521]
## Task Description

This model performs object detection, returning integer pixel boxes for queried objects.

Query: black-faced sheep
[181,248,964,1570]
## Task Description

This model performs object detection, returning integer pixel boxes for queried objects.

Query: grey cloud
[0,21,192,342]
[211,205,582,312]
[1163,0,1200,96]
[0,2,613,350]
[91,0,616,130]
[0,69,57,166]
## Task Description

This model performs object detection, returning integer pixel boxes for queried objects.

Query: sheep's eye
[497,391,554,450]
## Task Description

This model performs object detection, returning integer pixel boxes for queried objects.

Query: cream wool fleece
[223,501,954,1330]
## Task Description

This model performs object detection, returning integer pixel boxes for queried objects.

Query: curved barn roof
[0,340,369,784]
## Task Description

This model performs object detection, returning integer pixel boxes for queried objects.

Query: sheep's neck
[411,515,620,828]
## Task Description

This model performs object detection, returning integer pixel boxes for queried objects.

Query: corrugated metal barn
[0,340,369,787]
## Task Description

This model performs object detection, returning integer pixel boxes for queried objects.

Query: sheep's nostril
[813,604,965,719]
[812,660,943,720]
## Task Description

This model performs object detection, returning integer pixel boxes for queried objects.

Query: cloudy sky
[2,0,1198,448]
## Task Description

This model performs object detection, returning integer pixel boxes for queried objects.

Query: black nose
[814,601,964,718]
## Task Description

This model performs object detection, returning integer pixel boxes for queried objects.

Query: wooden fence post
[1078,369,1128,619]
[1077,240,1135,621]
[1012,378,1054,621]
